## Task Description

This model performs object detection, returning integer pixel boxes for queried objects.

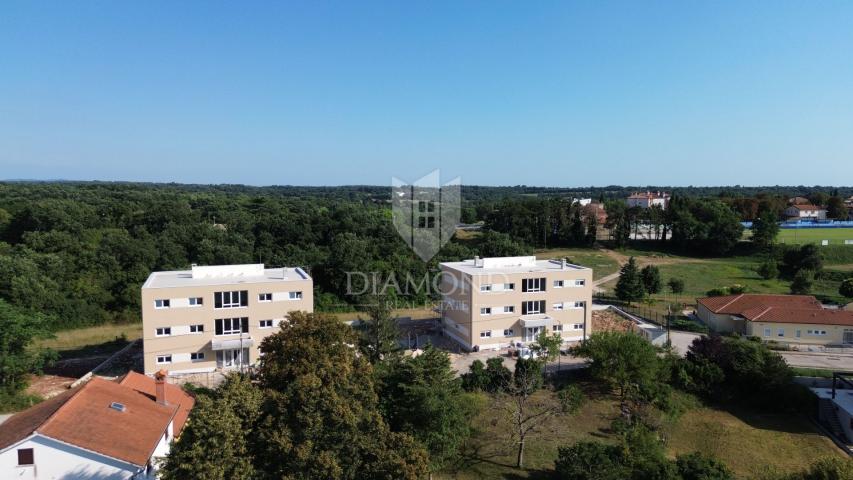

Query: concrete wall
[696,304,745,334]
[0,435,142,480]
[440,263,593,351]
[142,277,313,374]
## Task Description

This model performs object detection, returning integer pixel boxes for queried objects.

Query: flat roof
[142,264,311,289]
[440,256,589,276]
[813,388,853,416]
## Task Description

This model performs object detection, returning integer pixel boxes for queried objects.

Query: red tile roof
[790,204,825,211]
[0,374,195,467]
[119,371,195,435]
[697,294,853,326]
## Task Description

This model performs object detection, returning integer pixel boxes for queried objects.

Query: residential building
[787,196,811,206]
[626,191,670,209]
[439,256,593,351]
[141,263,313,375]
[0,371,194,479]
[696,294,853,346]
[783,204,827,220]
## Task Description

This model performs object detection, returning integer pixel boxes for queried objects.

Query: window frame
[188,297,203,307]
[259,319,274,329]
[190,352,205,361]
[154,299,170,309]
[503,305,515,313]
[17,448,34,466]
[156,354,172,364]
[503,328,514,337]
[553,280,565,288]
[480,330,492,338]
[155,327,172,337]
[289,291,303,300]
[214,290,248,309]
[522,278,546,293]
[258,293,272,302]
[480,307,492,316]
[521,300,545,315]
[189,324,204,334]
[215,317,249,336]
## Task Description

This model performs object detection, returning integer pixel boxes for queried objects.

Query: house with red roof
[696,294,853,345]
[0,370,194,480]
[783,204,827,220]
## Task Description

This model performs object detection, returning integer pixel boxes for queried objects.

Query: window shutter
[522,302,528,315]
[541,278,546,291]
[241,317,249,333]
[215,319,223,335]
[240,290,249,307]
[214,292,222,309]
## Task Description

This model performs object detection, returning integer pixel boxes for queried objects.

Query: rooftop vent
[110,402,127,412]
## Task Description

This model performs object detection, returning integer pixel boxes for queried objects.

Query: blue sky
[1,1,852,186]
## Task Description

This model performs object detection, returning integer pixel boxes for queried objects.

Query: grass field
[750,228,853,245]
[37,323,142,358]
[437,386,842,479]
[535,248,620,281]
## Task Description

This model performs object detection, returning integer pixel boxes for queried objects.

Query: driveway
[780,352,853,370]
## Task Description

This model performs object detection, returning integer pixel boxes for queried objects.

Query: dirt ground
[592,309,634,333]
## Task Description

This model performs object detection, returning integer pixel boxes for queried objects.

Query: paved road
[781,352,853,370]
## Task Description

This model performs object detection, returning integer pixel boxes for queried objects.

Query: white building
[784,204,827,220]
[626,191,670,209]
[0,371,194,480]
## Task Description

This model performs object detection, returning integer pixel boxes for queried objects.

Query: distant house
[626,191,670,209]
[783,204,827,221]
[696,294,853,345]
[572,198,592,207]
[0,371,194,479]
[581,202,608,225]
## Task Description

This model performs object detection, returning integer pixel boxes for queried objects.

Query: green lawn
[777,228,853,245]
[438,387,842,479]
[37,323,142,358]
[535,248,620,281]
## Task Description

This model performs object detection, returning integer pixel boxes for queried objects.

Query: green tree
[256,311,429,479]
[667,278,685,304]
[0,300,55,396]
[827,196,848,220]
[356,295,400,363]
[531,331,563,373]
[378,345,474,472]
[790,270,814,295]
[640,265,663,296]
[572,331,662,419]
[751,207,780,250]
[757,257,779,280]
[503,358,584,468]
[615,257,645,304]
[160,375,260,480]
[840,278,853,299]
[555,441,628,480]
[781,244,823,278]
[675,452,735,480]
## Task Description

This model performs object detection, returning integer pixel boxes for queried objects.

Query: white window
[504,283,515,291]
[155,327,171,337]
[573,323,584,330]
[189,324,204,333]
[154,299,170,309]
[763,328,771,337]
[503,305,515,313]
[553,280,565,288]
[796,330,801,338]
[571,301,584,308]
[480,284,492,292]
[552,303,564,311]
[259,293,272,302]
[480,330,492,338]
[289,291,303,300]
[214,291,248,309]
[574,279,586,287]
[156,355,172,364]
[480,307,492,315]
[503,328,514,337]
[522,300,545,315]
[215,317,248,335]
[191,352,205,361]
[777,328,785,337]
[189,297,203,306]
[553,324,563,332]
[522,278,546,293]
[259,319,273,328]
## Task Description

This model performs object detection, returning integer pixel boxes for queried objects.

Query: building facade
[783,204,827,220]
[696,293,853,346]
[439,256,593,351]
[141,264,313,374]
[626,191,670,209]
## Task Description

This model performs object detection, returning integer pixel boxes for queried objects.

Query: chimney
[155,369,168,406]
[561,258,567,270]
[474,255,481,267]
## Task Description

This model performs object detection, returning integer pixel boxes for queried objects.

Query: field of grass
[535,248,620,281]
[777,228,853,245]
[438,386,842,479]
[37,323,142,358]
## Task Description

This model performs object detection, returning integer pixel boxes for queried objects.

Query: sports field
[776,228,853,245]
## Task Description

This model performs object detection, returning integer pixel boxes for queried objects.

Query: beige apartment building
[141,264,313,374]
[440,256,593,351]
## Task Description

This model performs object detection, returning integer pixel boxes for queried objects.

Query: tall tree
[357,295,400,363]
[827,196,848,220]
[840,278,853,299]
[502,358,584,468]
[667,278,685,305]
[615,257,645,304]
[790,270,814,295]
[640,265,662,296]
[256,311,428,479]
[751,206,780,250]
[0,300,55,396]
[377,345,474,472]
